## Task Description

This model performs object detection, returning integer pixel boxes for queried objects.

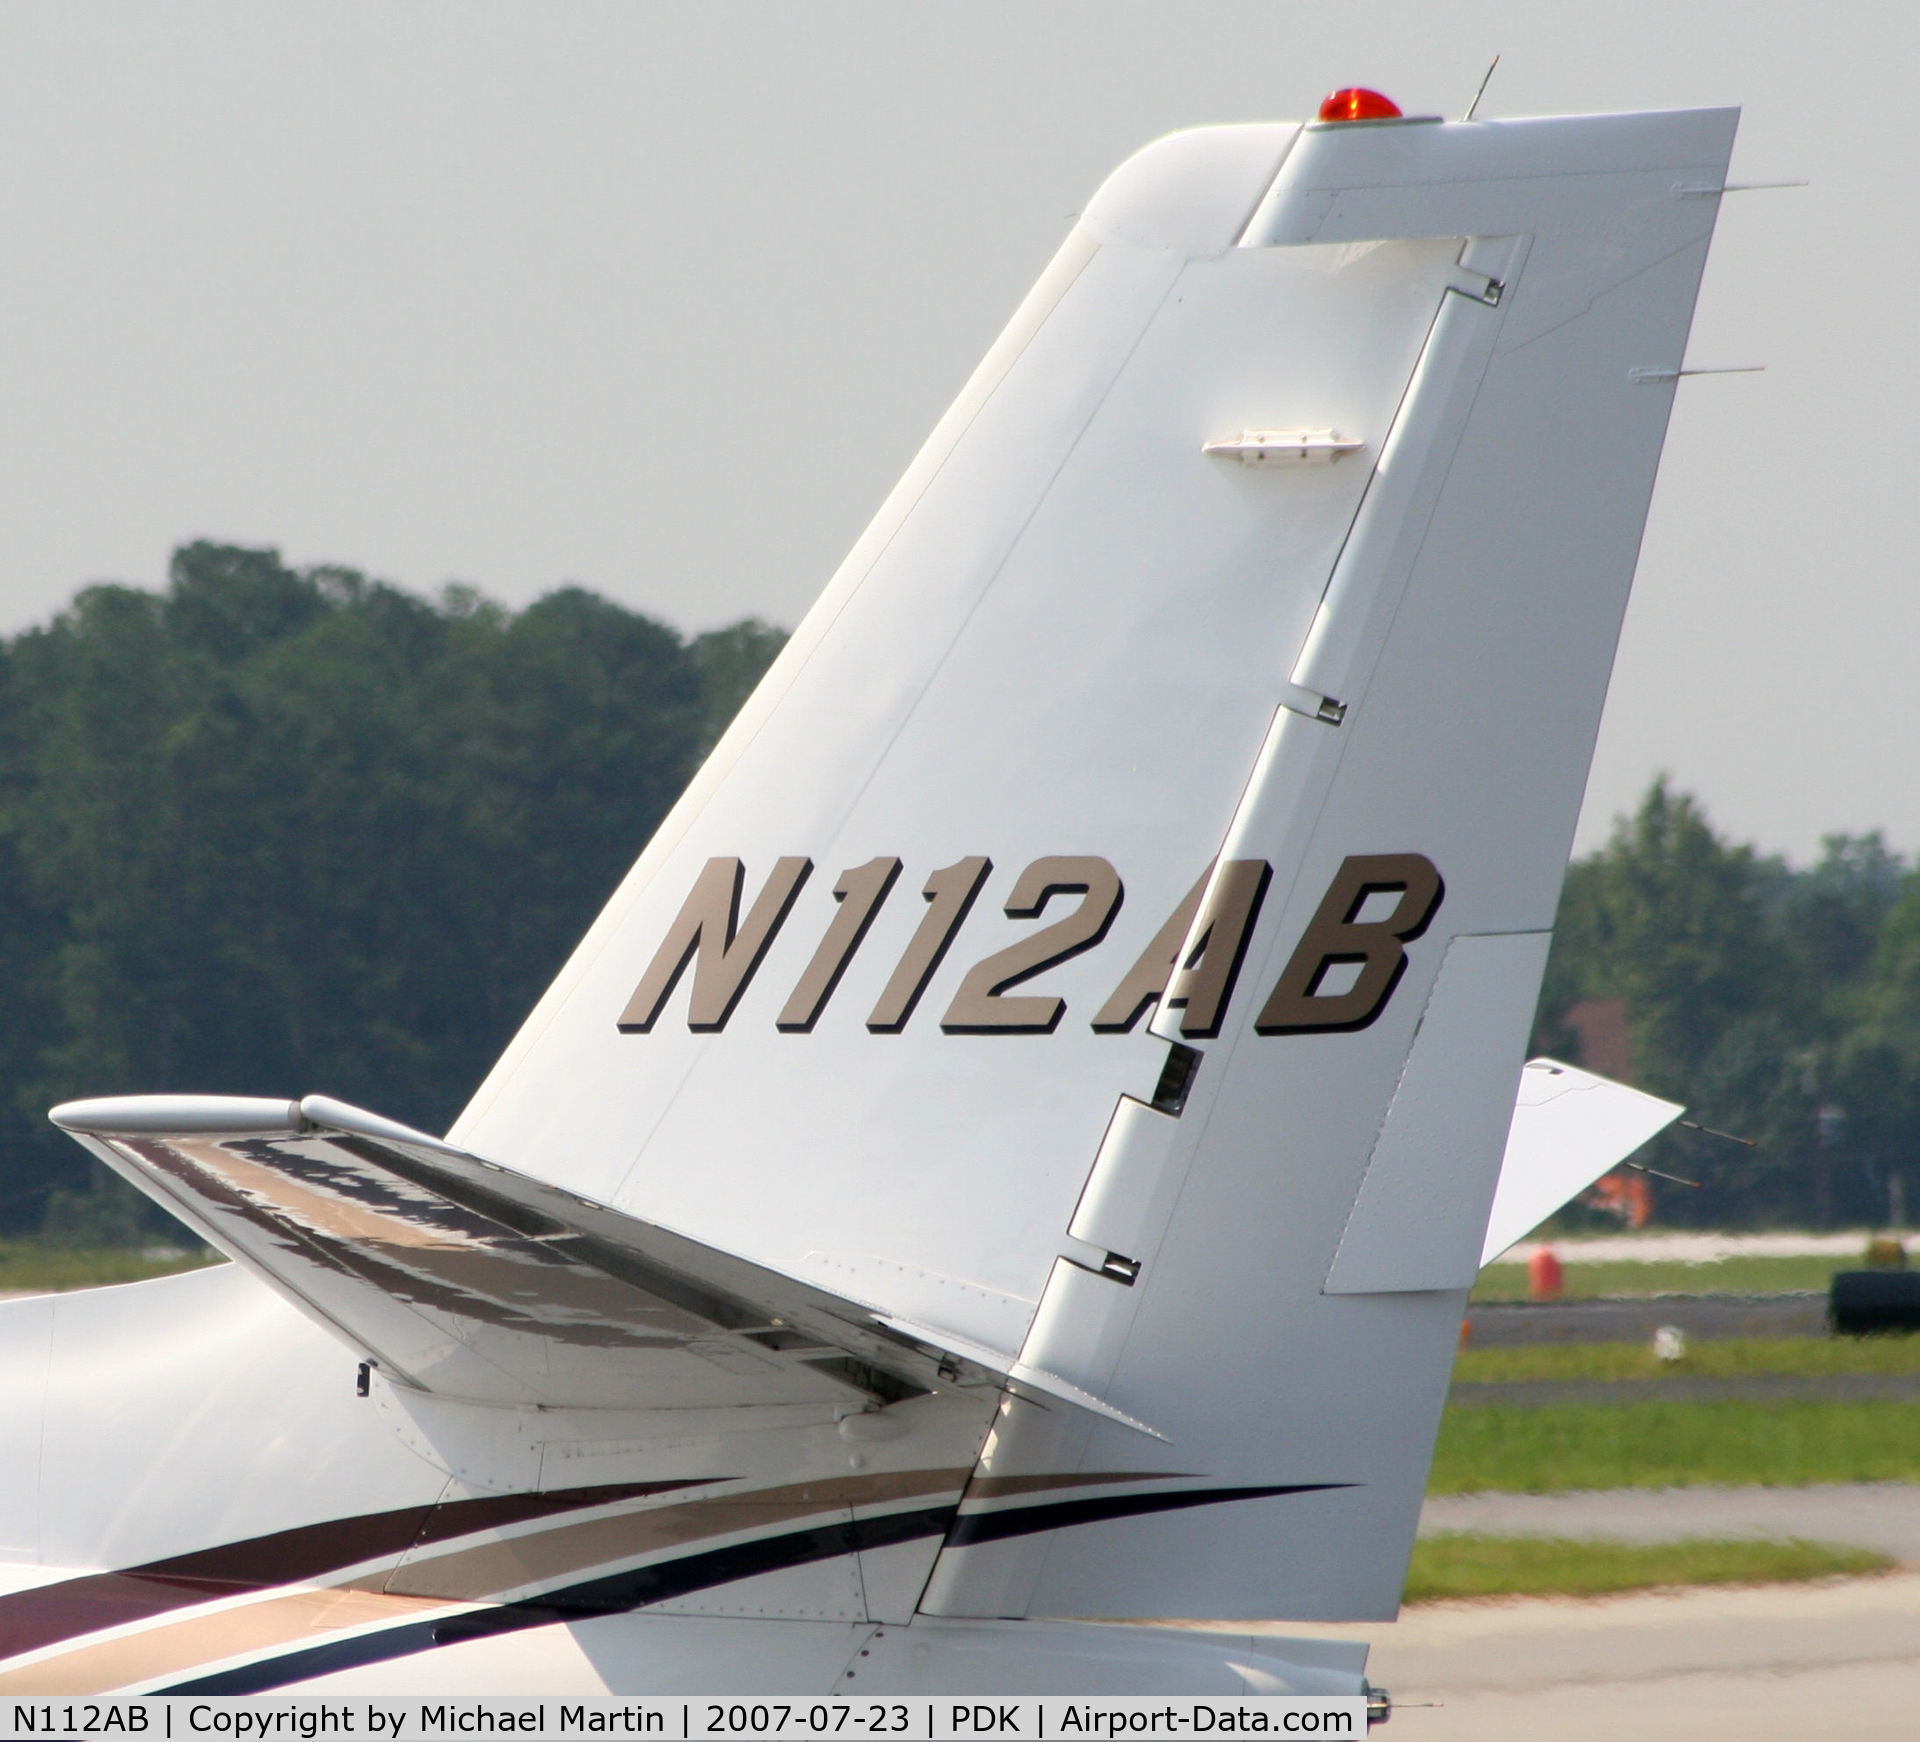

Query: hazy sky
[0,3,1909,862]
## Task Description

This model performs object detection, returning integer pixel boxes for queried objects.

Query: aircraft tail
[425,105,1736,1621]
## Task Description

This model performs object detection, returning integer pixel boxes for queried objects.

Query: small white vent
[1202,428,1365,465]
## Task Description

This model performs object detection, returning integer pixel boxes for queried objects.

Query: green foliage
[1427,1399,1920,1493]
[689,619,788,751]
[1453,1336,1920,1386]
[6,548,1919,1246]
[0,543,784,1238]
[1403,1534,1890,1604]
[1469,1255,1840,1301]
[1536,779,1919,1228]
[0,1236,219,1288]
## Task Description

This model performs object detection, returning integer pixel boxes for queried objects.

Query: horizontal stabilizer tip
[1481,1060,1684,1264]
[51,1095,304,1137]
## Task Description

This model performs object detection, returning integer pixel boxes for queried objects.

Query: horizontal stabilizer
[49,1094,1146,1429]
[1481,1060,1683,1264]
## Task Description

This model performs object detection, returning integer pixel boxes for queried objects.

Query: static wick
[1626,1158,1704,1190]
[1679,1117,1759,1149]
[1464,54,1501,122]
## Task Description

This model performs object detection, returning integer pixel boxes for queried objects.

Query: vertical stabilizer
[450,107,1735,1622]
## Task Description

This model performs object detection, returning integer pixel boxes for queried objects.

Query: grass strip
[1454,1335,1920,1386]
[1470,1255,1839,1301]
[0,1238,220,1293]
[1428,1398,1920,1494]
[1404,1533,1892,1604]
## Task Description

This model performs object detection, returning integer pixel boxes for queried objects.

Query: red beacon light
[1317,87,1403,123]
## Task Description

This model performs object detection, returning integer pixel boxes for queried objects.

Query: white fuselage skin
[0,1264,1365,1695]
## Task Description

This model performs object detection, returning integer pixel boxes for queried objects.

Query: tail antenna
[1464,54,1501,122]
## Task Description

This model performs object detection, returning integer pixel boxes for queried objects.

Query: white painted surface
[294,1614,1364,1698]
[0,1295,51,1558]
[1325,934,1550,1293]
[1080,124,1299,254]
[16,1265,440,1575]
[291,1617,868,1697]
[1481,1060,1684,1263]
[1067,1096,1180,1262]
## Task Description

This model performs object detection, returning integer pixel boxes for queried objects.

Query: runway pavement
[1231,1484,1920,1738]
[1258,1572,1920,1741]
[1420,1480,1920,1561]
[1489,1231,1889,1264]
[1447,1370,1920,1405]
[1462,1293,1829,1344]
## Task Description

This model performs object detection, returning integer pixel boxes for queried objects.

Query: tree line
[0,544,1911,1240]
[0,543,783,1241]
[1537,782,1918,1229]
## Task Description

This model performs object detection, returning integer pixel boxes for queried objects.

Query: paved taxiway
[1228,1484,1920,1739]
[1267,1571,1920,1741]
[1422,1480,1920,1560]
